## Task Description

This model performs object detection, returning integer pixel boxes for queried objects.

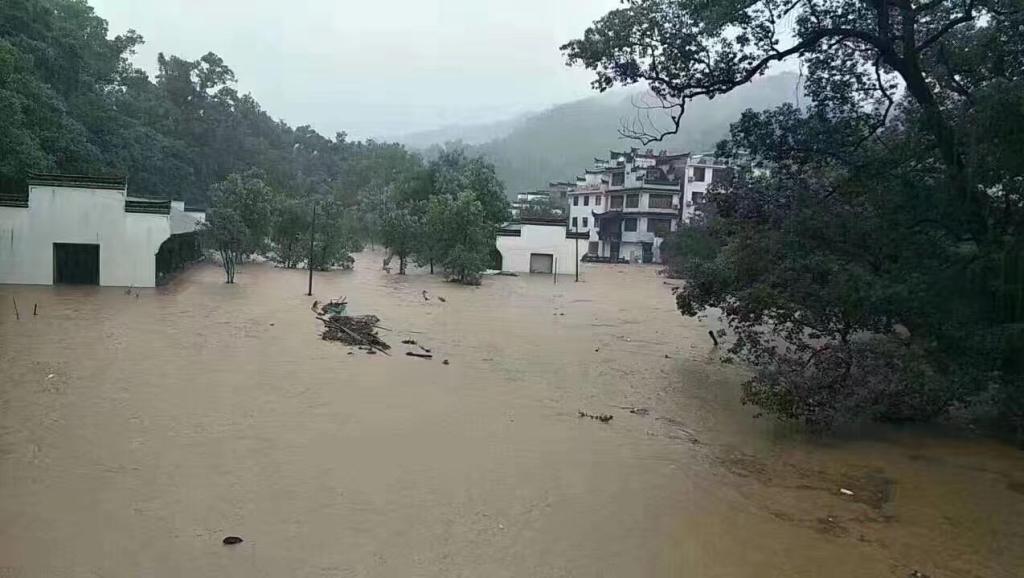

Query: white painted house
[566,149,730,263]
[0,173,202,287]
[495,219,587,275]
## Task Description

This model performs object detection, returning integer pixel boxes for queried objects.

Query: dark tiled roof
[125,198,171,215]
[0,192,28,208]
[27,172,127,190]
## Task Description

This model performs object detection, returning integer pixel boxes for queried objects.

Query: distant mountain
[401,73,803,193]
[394,115,529,149]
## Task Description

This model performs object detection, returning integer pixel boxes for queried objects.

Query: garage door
[529,253,553,274]
[53,243,99,284]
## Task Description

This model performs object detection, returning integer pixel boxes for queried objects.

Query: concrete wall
[568,191,600,235]
[0,185,171,287]
[496,224,584,275]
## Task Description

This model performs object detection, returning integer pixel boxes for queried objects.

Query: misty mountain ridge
[397,73,804,192]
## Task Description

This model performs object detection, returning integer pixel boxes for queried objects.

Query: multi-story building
[510,181,574,219]
[510,191,552,219]
[566,149,728,263]
[680,153,731,223]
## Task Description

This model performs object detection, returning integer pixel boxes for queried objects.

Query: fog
[90,0,622,139]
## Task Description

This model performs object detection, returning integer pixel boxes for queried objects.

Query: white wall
[568,191,600,234]
[496,224,584,275]
[0,185,171,287]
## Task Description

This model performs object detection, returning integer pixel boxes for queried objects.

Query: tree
[208,169,275,259]
[380,205,422,275]
[0,0,427,212]
[563,1,1022,231]
[413,146,510,226]
[309,197,362,271]
[518,196,564,219]
[269,196,308,268]
[427,193,497,285]
[201,207,247,283]
[567,1,1024,434]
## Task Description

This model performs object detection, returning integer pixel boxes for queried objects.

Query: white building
[510,191,555,219]
[495,218,587,275]
[566,149,729,263]
[0,173,203,287]
[680,153,731,223]
[510,181,574,219]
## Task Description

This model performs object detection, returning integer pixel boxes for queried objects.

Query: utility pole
[574,224,579,282]
[307,200,316,296]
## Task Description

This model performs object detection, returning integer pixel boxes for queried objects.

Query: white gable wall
[496,224,583,275]
[0,185,171,287]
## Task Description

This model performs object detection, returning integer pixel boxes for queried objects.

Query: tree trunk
[399,255,407,275]
[880,5,986,239]
[429,260,434,274]
[220,249,236,283]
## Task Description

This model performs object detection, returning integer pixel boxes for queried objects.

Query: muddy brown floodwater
[1,251,1023,577]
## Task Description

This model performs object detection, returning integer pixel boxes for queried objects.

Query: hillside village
[499,149,730,273]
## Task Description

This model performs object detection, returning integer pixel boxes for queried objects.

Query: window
[626,194,639,208]
[582,217,588,228]
[595,196,601,206]
[691,191,705,205]
[573,195,579,206]
[647,218,672,235]
[648,194,673,209]
[692,166,706,182]
[571,217,578,228]
[611,172,625,186]
[623,218,638,232]
[583,195,590,206]
[588,241,599,255]
[610,195,624,209]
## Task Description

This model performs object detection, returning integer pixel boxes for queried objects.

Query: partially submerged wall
[496,223,584,275]
[0,185,171,287]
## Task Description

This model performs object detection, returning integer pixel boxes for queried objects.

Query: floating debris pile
[314,297,390,354]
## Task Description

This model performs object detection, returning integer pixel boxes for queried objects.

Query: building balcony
[640,180,681,191]
[621,231,659,244]
[641,205,679,213]
[600,205,677,214]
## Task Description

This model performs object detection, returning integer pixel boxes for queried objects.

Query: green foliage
[425,193,496,285]
[269,197,310,269]
[201,207,247,284]
[208,169,275,257]
[0,0,423,211]
[310,199,362,271]
[375,147,507,283]
[517,196,565,220]
[380,204,421,275]
[571,1,1024,434]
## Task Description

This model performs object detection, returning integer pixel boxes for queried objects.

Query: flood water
[1,251,1022,577]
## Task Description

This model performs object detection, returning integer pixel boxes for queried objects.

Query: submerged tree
[567,1,1024,433]
[427,193,497,285]
[309,198,362,271]
[380,205,421,275]
[269,197,309,269]
[201,169,276,282]
[201,207,247,283]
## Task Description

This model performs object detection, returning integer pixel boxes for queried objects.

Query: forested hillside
[0,0,415,207]
[400,74,802,192]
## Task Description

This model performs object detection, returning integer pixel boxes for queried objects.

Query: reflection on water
[1,251,1022,577]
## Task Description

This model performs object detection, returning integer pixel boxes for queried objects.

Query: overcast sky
[90,0,622,140]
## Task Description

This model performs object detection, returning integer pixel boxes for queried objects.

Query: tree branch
[916,2,976,53]
[625,26,891,143]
